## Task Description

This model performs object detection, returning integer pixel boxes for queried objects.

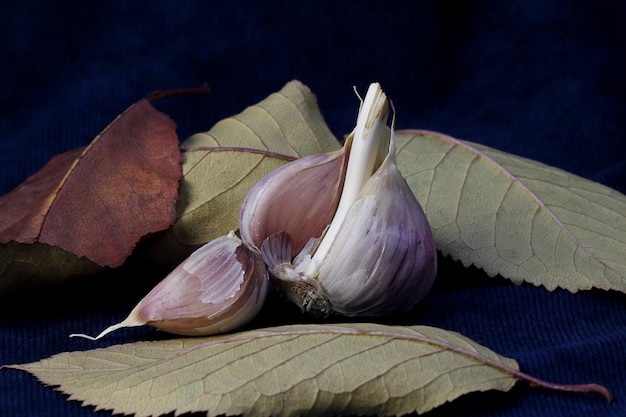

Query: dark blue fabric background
[1,1,625,416]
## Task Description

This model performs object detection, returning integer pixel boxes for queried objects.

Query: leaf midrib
[398,129,620,283]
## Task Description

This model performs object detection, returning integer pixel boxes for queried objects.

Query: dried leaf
[148,80,341,263]
[3,323,526,416]
[395,130,626,293]
[0,99,181,294]
[0,242,101,294]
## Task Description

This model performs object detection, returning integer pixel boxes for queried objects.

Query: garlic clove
[313,137,437,316]
[297,83,391,278]
[260,231,294,270]
[71,231,268,339]
[239,137,351,257]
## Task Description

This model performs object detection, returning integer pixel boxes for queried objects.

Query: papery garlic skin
[239,141,350,257]
[71,232,268,339]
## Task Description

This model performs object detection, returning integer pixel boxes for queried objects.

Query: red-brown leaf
[0,99,182,270]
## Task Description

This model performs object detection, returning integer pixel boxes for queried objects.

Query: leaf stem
[146,84,211,102]
[524,375,613,402]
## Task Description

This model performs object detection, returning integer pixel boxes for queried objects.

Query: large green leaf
[148,81,341,263]
[395,130,626,293]
[5,323,522,416]
[7,323,608,416]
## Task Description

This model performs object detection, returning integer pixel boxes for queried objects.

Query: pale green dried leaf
[396,129,626,293]
[6,323,520,417]
[148,80,341,263]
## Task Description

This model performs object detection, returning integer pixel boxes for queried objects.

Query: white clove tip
[69,313,144,340]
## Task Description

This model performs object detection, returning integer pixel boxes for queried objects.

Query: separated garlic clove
[239,134,351,257]
[71,231,268,339]
[259,83,437,317]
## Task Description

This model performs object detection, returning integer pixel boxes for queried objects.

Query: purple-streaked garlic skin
[239,141,350,257]
[260,151,437,317]
[135,232,268,336]
[314,154,437,316]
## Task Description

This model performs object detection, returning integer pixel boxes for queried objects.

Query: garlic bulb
[71,232,268,338]
[241,83,437,317]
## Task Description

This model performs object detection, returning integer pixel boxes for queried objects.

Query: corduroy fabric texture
[1,1,625,416]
